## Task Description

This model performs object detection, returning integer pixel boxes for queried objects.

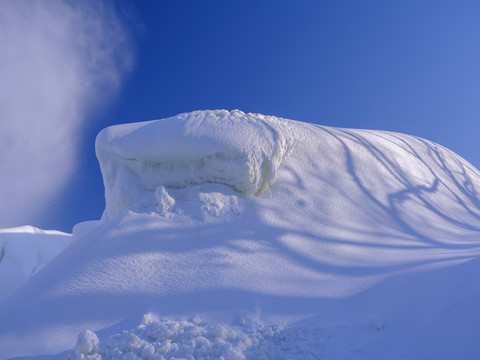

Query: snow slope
[1,110,480,359]
[0,226,70,299]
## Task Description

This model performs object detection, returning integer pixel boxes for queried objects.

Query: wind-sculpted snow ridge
[96,110,297,220]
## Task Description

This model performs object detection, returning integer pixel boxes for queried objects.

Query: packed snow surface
[1,110,480,359]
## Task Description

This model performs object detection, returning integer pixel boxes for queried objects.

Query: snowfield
[1,110,480,359]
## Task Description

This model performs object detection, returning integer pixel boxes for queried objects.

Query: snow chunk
[96,110,296,219]
[71,330,100,359]
[69,316,329,360]
[155,185,175,214]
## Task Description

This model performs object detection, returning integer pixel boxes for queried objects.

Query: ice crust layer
[96,110,296,220]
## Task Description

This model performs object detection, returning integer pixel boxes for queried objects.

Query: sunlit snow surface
[2,110,480,359]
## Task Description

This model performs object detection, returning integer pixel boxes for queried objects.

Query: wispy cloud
[0,0,134,228]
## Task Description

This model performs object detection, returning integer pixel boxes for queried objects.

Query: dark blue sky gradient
[45,0,480,231]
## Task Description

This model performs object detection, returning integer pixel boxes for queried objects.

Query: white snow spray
[0,0,134,227]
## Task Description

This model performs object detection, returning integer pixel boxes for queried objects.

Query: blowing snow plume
[0,0,134,227]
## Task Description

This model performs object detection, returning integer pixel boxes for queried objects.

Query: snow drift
[1,110,480,359]
[0,226,69,299]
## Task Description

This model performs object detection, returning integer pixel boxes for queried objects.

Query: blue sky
[3,0,480,232]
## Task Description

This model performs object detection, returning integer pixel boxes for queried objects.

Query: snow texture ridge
[96,110,296,220]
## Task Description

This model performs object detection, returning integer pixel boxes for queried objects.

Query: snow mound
[3,111,480,359]
[96,110,296,220]
[0,226,70,299]
[69,315,329,360]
